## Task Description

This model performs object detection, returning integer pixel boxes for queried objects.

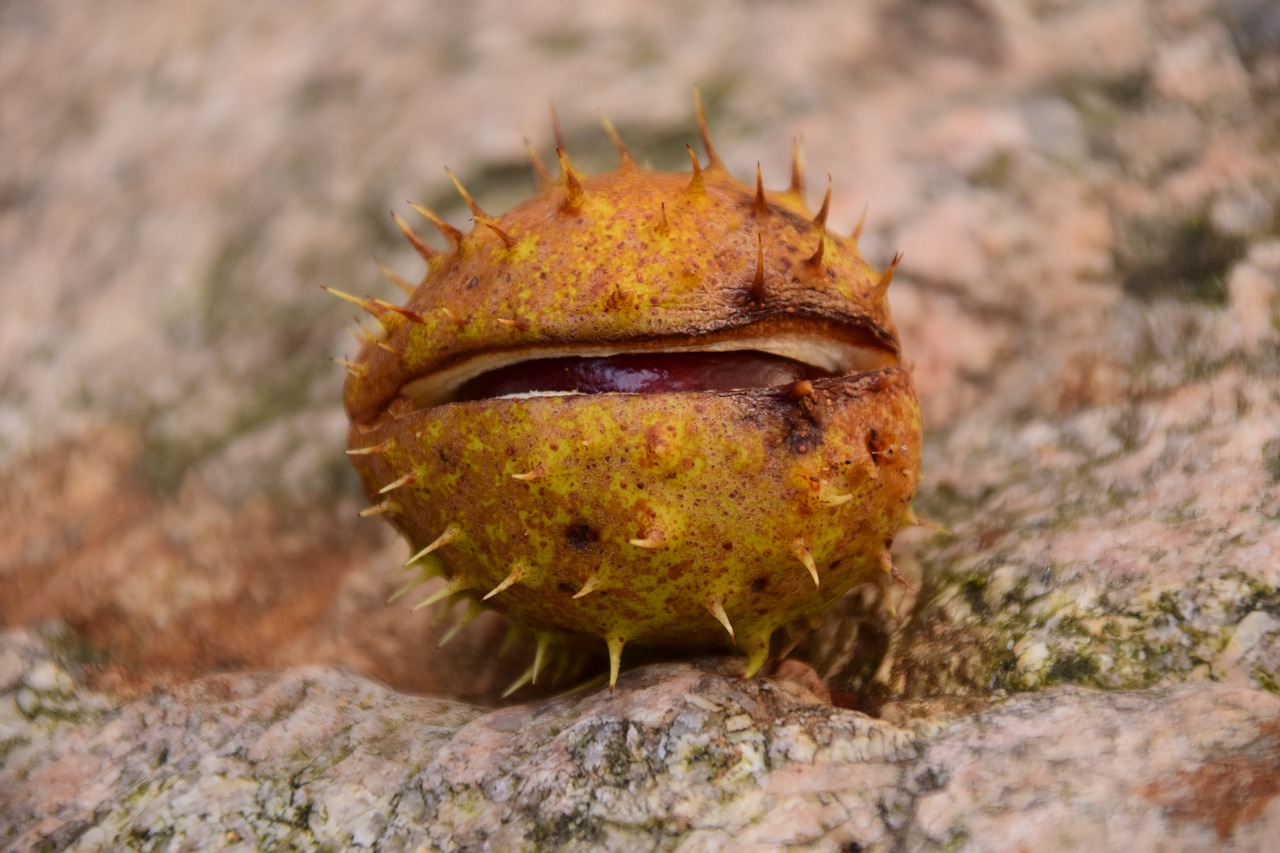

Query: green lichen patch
[1114,212,1247,304]
[892,556,1280,700]
[1055,71,1151,160]
[873,355,1280,705]
[1263,437,1280,483]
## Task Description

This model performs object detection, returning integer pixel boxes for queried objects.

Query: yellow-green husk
[340,110,922,688]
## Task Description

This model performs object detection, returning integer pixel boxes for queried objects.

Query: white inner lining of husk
[400,333,895,408]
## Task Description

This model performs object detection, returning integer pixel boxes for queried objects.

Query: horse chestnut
[334,97,922,690]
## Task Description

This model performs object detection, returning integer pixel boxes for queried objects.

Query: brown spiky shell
[337,100,921,689]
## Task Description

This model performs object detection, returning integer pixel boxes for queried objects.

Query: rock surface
[4,630,1279,851]
[2,0,1280,850]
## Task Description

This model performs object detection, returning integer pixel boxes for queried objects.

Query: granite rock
[3,631,1278,851]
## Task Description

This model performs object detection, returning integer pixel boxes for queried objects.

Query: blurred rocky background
[2,0,1279,849]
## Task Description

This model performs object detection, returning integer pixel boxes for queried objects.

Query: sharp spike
[850,203,868,245]
[497,316,532,332]
[411,576,468,611]
[550,101,566,153]
[427,595,466,629]
[707,599,736,643]
[750,233,766,303]
[791,538,820,588]
[388,570,428,605]
[573,573,601,599]
[628,528,665,549]
[599,111,634,169]
[369,295,425,324]
[497,622,523,659]
[551,647,583,684]
[512,464,546,482]
[502,664,536,698]
[322,286,377,315]
[820,491,854,507]
[880,551,916,591]
[740,630,771,679]
[788,138,806,200]
[375,340,402,357]
[439,306,465,328]
[482,560,527,601]
[352,317,381,345]
[477,216,517,249]
[438,600,484,648]
[807,231,826,269]
[893,565,917,591]
[332,357,367,379]
[388,572,427,605]
[694,87,725,170]
[403,556,446,584]
[813,177,832,229]
[905,507,949,533]
[375,256,418,298]
[806,178,833,269]
[557,148,585,211]
[405,523,462,566]
[445,168,487,220]
[752,163,770,216]
[684,145,705,195]
[409,202,464,248]
[525,136,554,188]
[876,252,902,295]
[378,472,415,495]
[532,633,552,684]
[359,499,399,518]
[775,622,808,661]
[654,202,671,237]
[606,634,627,690]
[390,211,441,269]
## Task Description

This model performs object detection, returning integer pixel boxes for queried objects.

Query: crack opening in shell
[398,325,899,411]
[456,350,835,401]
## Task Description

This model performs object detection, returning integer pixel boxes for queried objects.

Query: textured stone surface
[3,630,1279,851]
[858,346,1280,708]
[0,629,480,851]
[3,0,1280,849]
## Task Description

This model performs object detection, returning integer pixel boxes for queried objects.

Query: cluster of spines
[345,420,919,690]
[341,428,921,689]
[333,94,920,692]
[324,92,901,355]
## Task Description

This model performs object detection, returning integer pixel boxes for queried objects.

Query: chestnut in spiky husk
[335,97,922,690]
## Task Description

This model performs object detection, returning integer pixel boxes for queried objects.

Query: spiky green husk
[339,100,922,689]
